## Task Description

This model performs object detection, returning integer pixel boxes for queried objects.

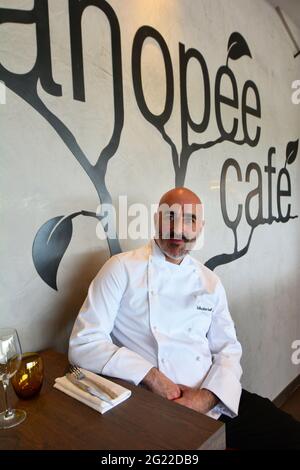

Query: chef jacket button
[196,356,201,361]
[188,327,192,332]
[160,358,165,364]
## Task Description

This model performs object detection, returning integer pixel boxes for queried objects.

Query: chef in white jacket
[69,188,242,418]
[69,187,300,449]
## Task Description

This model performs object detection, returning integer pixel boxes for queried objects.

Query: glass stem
[2,379,13,418]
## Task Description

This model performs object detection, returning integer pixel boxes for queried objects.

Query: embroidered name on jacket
[197,306,213,312]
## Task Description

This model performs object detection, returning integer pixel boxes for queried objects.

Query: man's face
[155,202,204,262]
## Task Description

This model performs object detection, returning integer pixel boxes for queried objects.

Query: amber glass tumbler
[11,352,43,399]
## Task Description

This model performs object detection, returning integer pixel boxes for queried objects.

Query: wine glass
[0,328,26,428]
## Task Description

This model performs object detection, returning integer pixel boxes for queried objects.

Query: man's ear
[197,219,205,234]
[153,211,160,238]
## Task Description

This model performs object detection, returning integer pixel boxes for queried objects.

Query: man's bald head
[154,187,204,264]
[158,187,201,208]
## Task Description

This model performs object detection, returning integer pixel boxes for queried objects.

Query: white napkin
[54,368,131,414]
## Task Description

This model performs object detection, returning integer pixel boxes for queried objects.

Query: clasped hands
[142,367,219,414]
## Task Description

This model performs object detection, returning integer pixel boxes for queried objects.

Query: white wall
[1,0,299,400]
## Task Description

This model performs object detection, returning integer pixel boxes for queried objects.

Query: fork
[69,364,118,399]
[69,364,86,381]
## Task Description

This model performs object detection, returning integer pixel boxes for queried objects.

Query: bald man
[69,187,300,449]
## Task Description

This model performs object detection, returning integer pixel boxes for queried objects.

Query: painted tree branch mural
[0,1,298,291]
[0,0,123,289]
[132,28,298,271]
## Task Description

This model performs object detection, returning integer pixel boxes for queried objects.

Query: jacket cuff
[200,364,242,416]
[101,346,155,385]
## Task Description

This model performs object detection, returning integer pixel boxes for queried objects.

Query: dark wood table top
[0,349,225,450]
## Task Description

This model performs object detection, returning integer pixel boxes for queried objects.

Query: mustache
[160,232,197,243]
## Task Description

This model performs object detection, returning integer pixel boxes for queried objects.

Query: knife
[66,373,114,404]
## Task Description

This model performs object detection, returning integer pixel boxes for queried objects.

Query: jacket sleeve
[68,255,154,385]
[200,280,243,416]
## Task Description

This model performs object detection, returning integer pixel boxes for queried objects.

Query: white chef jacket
[69,239,243,419]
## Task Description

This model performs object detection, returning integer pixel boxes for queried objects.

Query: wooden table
[0,349,225,450]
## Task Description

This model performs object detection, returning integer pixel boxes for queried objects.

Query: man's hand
[142,367,181,400]
[174,386,219,414]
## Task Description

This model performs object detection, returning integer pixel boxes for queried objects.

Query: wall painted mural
[1,0,299,399]
[0,0,298,291]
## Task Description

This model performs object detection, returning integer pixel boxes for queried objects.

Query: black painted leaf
[227,32,252,61]
[32,215,73,290]
[286,139,298,165]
